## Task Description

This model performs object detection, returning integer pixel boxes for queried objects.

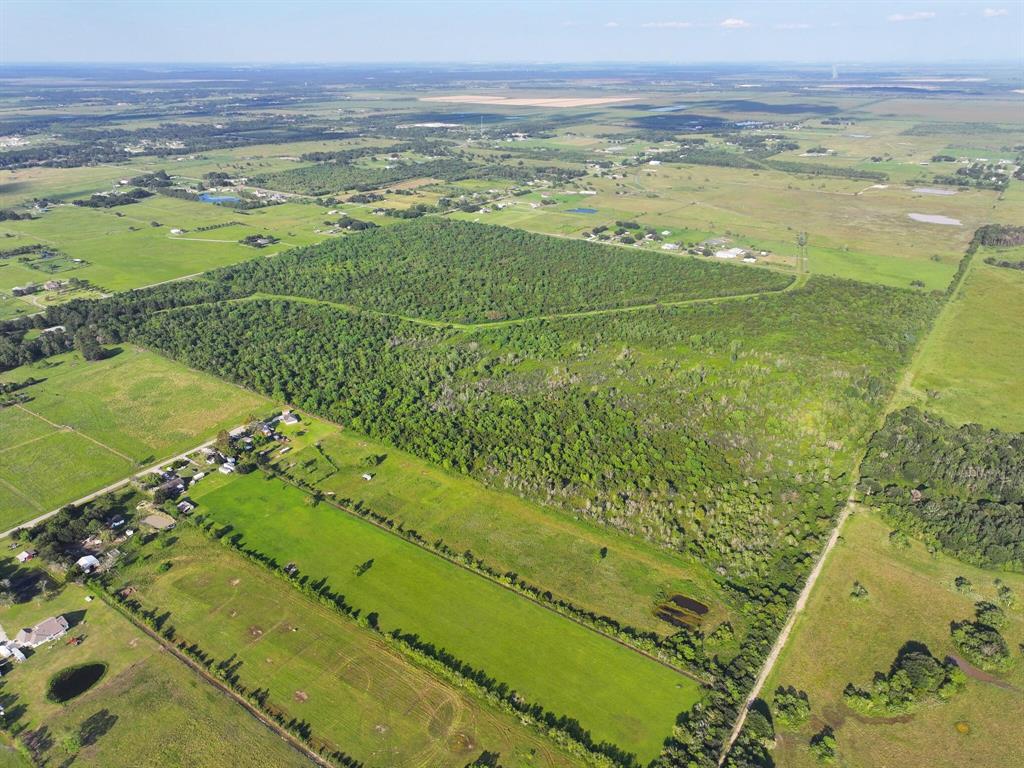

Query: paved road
[0,431,239,539]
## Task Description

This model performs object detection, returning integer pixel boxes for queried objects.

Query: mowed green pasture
[767,510,1024,768]
[279,421,731,635]
[120,527,585,768]
[0,348,269,527]
[191,472,702,762]
[0,576,311,767]
[898,256,1024,431]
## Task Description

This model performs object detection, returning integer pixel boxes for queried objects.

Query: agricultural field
[277,419,732,635]
[0,568,311,767]
[0,347,269,528]
[114,524,587,768]
[897,255,1024,431]
[188,472,702,763]
[765,510,1024,768]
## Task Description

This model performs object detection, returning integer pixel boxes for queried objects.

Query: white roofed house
[14,615,70,648]
[76,554,101,573]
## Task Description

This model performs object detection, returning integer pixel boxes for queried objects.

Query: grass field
[897,256,1024,431]
[766,510,1024,768]
[0,347,269,529]
[0,573,311,767]
[190,472,702,762]
[278,420,732,635]
[118,526,586,768]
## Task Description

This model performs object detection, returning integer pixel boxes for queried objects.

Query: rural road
[0,426,246,539]
[718,490,856,762]
[718,230,982,762]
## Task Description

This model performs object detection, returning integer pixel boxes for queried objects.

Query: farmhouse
[176,499,196,514]
[11,284,39,296]
[14,615,69,648]
[218,462,236,474]
[361,473,375,481]
[76,554,101,572]
[15,550,36,563]
[661,243,680,250]
[280,410,300,426]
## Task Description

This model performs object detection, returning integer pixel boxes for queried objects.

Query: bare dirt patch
[293,690,309,702]
[248,626,264,639]
[447,732,476,754]
[229,577,241,586]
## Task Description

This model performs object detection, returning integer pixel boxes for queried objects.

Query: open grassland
[277,419,731,635]
[0,348,269,527]
[118,526,586,768]
[190,472,703,763]
[898,257,1024,431]
[0,575,311,767]
[767,510,1024,768]
[0,197,336,296]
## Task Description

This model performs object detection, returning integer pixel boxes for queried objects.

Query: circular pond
[46,663,107,703]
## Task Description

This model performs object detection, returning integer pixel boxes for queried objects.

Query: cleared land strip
[0,425,244,539]
[236,273,805,332]
[718,232,981,762]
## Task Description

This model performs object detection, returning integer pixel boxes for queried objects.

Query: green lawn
[0,348,270,528]
[118,526,585,768]
[279,421,731,635]
[898,257,1024,431]
[767,510,1024,768]
[0,575,311,767]
[192,472,702,762]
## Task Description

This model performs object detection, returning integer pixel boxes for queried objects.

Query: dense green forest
[859,407,1024,569]
[214,219,794,323]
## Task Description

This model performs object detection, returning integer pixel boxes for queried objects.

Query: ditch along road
[717,235,982,763]
[0,424,248,539]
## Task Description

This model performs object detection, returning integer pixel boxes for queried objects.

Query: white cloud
[983,8,1008,17]
[774,22,812,29]
[641,21,694,29]
[720,18,750,29]
[887,11,936,22]
[604,21,620,28]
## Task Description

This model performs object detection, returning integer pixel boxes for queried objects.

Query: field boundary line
[717,227,984,762]
[271,471,710,686]
[14,403,135,462]
[0,476,44,513]
[0,430,64,455]
[92,586,330,768]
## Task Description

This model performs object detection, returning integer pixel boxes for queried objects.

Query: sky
[1,0,1022,64]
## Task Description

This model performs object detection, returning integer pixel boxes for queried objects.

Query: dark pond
[654,594,710,629]
[47,662,107,703]
[566,207,597,214]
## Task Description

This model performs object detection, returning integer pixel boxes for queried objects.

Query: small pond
[566,207,597,214]
[47,662,107,703]
[198,193,240,204]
